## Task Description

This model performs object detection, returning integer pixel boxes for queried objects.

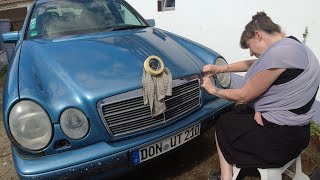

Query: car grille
[99,77,201,137]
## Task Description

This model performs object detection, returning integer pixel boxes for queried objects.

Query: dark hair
[240,12,282,49]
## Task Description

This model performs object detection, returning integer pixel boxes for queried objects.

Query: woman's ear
[255,31,263,41]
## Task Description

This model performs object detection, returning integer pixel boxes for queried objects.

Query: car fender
[2,44,22,136]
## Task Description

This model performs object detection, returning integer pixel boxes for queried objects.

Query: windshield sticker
[30,18,37,30]
[30,31,38,37]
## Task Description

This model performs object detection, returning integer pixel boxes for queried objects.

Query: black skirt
[216,105,310,169]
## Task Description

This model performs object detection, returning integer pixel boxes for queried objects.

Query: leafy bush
[310,121,320,140]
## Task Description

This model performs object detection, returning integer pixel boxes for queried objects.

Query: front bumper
[14,142,129,180]
[13,99,233,180]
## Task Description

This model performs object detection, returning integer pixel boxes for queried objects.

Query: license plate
[131,123,201,166]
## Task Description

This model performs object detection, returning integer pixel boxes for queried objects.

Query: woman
[202,12,320,180]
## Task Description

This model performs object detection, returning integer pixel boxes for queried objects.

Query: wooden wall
[0,7,27,31]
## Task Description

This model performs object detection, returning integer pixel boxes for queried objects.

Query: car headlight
[9,100,52,151]
[214,57,231,88]
[60,108,89,140]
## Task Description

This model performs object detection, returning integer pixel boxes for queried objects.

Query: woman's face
[246,31,266,58]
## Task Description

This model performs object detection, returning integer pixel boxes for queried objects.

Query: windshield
[26,0,148,39]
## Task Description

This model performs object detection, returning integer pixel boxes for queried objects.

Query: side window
[158,0,175,12]
[118,4,140,25]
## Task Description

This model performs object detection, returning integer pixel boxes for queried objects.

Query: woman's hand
[254,112,264,126]
[202,77,218,94]
[203,64,224,77]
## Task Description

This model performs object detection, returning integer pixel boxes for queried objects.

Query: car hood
[18,28,202,122]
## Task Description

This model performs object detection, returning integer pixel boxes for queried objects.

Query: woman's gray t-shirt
[244,38,320,126]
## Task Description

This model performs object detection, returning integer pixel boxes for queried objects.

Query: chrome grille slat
[165,85,199,101]
[165,89,199,107]
[165,95,199,112]
[105,107,150,123]
[111,118,163,133]
[102,97,143,114]
[171,82,198,96]
[166,101,199,119]
[108,114,153,127]
[103,104,146,117]
[99,77,200,137]
[110,115,164,133]
[165,98,200,120]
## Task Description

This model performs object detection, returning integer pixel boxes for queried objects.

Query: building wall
[126,0,319,60]
[0,1,33,11]
[0,1,34,31]
[0,7,28,31]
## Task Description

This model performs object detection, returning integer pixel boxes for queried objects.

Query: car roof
[35,0,79,3]
[36,0,121,3]
[36,0,59,3]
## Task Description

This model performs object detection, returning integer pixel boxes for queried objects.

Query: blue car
[2,0,233,179]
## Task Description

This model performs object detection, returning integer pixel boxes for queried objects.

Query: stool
[232,155,310,180]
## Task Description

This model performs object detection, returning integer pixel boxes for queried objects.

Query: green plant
[310,121,320,140]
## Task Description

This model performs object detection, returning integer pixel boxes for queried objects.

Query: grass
[310,121,320,140]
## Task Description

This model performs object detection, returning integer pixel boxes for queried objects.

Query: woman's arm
[203,59,256,76]
[202,68,286,103]
[224,59,256,73]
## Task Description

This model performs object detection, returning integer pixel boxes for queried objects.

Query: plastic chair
[232,155,310,180]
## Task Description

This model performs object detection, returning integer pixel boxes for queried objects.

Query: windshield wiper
[110,25,148,31]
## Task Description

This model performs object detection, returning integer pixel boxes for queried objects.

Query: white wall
[126,0,320,122]
[127,0,319,60]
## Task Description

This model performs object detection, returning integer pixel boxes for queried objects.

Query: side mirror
[2,31,19,43]
[146,19,155,27]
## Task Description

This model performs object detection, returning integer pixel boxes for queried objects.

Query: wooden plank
[0,7,27,20]
[0,7,27,31]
